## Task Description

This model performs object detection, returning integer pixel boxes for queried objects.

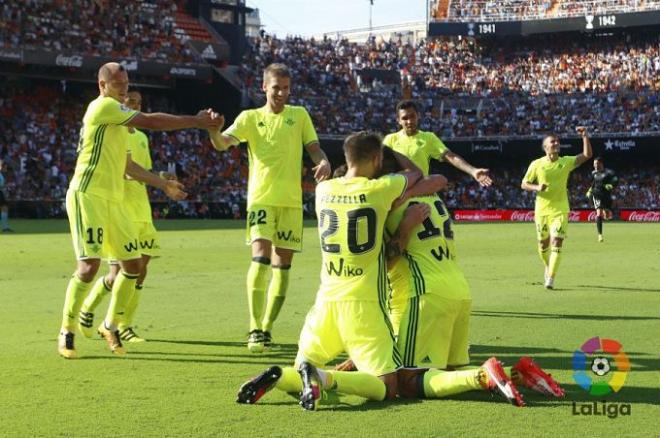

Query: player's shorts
[591,195,612,211]
[388,289,409,337]
[65,189,141,261]
[108,221,160,264]
[398,294,471,369]
[0,190,7,207]
[535,212,568,241]
[296,300,402,376]
[245,204,303,252]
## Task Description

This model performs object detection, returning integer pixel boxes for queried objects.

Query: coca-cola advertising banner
[453,210,660,222]
[7,48,212,80]
[619,210,660,222]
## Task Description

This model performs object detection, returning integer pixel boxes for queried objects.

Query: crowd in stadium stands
[440,0,660,22]
[0,0,198,64]
[0,78,657,218]
[241,32,659,137]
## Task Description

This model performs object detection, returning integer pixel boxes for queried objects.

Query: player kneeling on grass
[381,149,564,400]
[236,133,525,409]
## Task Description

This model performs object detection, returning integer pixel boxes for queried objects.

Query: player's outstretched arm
[574,126,593,167]
[304,142,332,182]
[208,117,242,152]
[126,157,187,201]
[127,109,223,132]
[444,150,492,187]
[385,203,430,264]
[521,181,547,192]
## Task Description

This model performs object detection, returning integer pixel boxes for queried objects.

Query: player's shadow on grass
[468,345,658,372]
[528,383,660,407]
[472,310,660,321]
[261,393,421,411]
[576,284,660,293]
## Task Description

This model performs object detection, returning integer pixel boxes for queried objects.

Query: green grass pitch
[1,220,658,436]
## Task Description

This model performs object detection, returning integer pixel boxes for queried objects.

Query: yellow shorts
[296,300,401,376]
[66,190,141,261]
[388,289,409,337]
[398,294,471,369]
[245,204,303,251]
[108,221,160,263]
[535,212,568,241]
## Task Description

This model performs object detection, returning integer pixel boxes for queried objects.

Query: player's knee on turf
[76,259,101,282]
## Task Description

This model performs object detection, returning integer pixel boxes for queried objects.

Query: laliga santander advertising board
[452,210,660,222]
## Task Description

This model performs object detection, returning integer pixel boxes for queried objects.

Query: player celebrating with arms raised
[521,127,592,289]
[384,100,492,184]
[587,157,617,242]
[209,63,331,352]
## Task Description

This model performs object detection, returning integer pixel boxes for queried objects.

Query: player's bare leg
[59,259,100,359]
[247,239,272,352]
[262,247,294,348]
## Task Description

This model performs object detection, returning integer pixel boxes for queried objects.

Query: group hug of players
[58,62,616,410]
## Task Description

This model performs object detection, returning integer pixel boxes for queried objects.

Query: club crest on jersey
[257,121,266,128]
[285,118,295,126]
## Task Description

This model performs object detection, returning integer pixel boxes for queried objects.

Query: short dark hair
[594,156,604,162]
[263,63,291,82]
[396,100,419,113]
[380,146,401,176]
[343,131,383,165]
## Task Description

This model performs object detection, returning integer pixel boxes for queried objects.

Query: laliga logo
[572,337,629,396]
[571,337,632,419]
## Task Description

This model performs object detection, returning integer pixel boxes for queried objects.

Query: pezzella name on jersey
[319,194,368,204]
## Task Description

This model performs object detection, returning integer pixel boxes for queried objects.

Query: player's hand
[195,108,224,130]
[586,188,593,198]
[403,203,431,228]
[605,184,613,191]
[538,183,548,192]
[334,358,357,372]
[576,126,588,137]
[158,171,178,181]
[472,168,492,187]
[312,159,332,182]
[163,179,187,201]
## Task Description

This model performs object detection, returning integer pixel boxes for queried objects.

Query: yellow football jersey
[224,105,318,208]
[315,174,407,302]
[523,155,578,215]
[69,96,138,201]
[383,130,448,176]
[124,129,152,222]
[386,195,470,301]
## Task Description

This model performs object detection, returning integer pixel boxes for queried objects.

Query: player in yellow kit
[236,133,527,409]
[208,63,331,352]
[78,90,171,343]
[384,100,492,184]
[521,127,592,289]
[59,62,222,359]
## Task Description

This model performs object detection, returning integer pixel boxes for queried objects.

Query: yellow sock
[423,369,482,398]
[328,371,386,401]
[262,266,290,332]
[61,275,93,332]
[105,272,138,330]
[538,246,550,267]
[275,366,302,393]
[120,283,142,330]
[246,260,270,331]
[81,276,111,313]
[548,246,562,278]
